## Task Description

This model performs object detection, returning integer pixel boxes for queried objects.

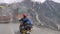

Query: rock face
[38,1,60,29]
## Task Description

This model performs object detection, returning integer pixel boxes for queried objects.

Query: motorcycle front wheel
[26,31,30,34]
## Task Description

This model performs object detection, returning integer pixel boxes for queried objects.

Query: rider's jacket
[19,17,33,26]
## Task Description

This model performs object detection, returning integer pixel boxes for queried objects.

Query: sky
[53,0,60,3]
[32,0,60,3]
[0,0,60,4]
[0,0,23,3]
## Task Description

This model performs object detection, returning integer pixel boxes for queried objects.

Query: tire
[26,31,30,34]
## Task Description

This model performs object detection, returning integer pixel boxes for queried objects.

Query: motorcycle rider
[19,14,33,32]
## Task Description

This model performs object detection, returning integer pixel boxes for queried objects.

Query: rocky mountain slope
[0,0,60,30]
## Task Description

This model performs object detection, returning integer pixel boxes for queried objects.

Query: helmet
[22,14,28,17]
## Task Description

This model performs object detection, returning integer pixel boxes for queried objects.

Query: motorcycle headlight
[27,31,30,34]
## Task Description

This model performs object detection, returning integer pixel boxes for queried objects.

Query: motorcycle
[19,25,32,34]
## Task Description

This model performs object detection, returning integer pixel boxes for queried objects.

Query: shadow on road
[15,31,21,34]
